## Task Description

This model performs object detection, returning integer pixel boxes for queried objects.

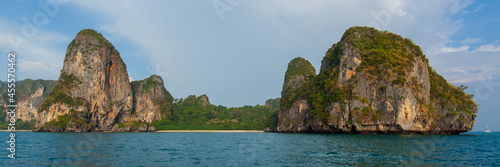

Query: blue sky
[1,0,499,131]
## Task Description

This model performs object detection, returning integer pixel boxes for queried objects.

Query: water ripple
[0,132,498,166]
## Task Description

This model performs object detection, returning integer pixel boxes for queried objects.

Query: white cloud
[462,4,485,15]
[461,37,482,44]
[473,4,485,13]
[449,0,474,14]
[477,44,500,52]
[440,45,470,53]
[0,17,69,81]
[430,48,500,83]
[449,67,500,83]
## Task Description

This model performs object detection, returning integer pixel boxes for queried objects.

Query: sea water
[1,132,499,166]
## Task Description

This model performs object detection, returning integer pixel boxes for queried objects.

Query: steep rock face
[131,75,173,123]
[17,87,44,121]
[277,57,316,132]
[0,80,56,122]
[199,94,211,107]
[277,27,477,134]
[16,80,57,121]
[35,29,134,132]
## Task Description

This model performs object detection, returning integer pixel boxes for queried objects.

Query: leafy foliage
[39,72,87,112]
[281,57,317,110]
[263,98,281,129]
[428,67,476,116]
[16,120,37,130]
[284,57,316,84]
[279,26,476,126]
[392,77,407,85]
[0,79,57,108]
[264,112,279,130]
[65,29,122,68]
[75,29,115,50]
[343,26,424,73]
[131,75,174,117]
[41,110,89,130]
[0,106,5,122]
[265,98,280,111]
[131,75,164,93]
[282,28,417,124]
[15,79,57,102]
[0,119,37,130]
[0,80,58,130]
[151,95,277,130]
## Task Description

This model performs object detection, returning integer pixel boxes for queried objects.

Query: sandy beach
[156,130,264,133]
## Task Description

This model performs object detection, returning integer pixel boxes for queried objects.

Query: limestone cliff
[277,57,316,132]
[34,29,155,132]
[15,80,57,121]
[199,94,211,107]
[277,27,477,134]
[0,80,56,122]
[131,75,173,123]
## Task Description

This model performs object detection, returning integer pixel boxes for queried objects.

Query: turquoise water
[1,132,499,166]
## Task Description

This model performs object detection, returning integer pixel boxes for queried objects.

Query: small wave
[326,152,339,155]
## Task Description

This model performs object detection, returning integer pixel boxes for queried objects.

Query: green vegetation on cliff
[428,67,476,117]
[281,57,317,110]
[280,26,476,126]
[151,96,278,130]
[265,98,280,111]
[131,75,174,116]
[0,79,57,105]
[75,29,115,49]
[26,72,277,131]
[324,26,425,82]
[0,103,36,130]
[314,27,422,122]
[0,119,36,130]
[0,80,56,130]
[281,61,343,123]
[131,75,170,94]
[65,29,122,67]
[284,57,316,84]
[16,79,57,101]
[30,28,282,131]
[41,110,90,131]
[263,98,281,129]
[39,72,88,113]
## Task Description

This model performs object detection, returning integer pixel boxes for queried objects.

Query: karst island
[265,27,477,134]
[26,27,477,134]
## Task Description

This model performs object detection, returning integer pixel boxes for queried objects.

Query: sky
[0,0,499,131]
